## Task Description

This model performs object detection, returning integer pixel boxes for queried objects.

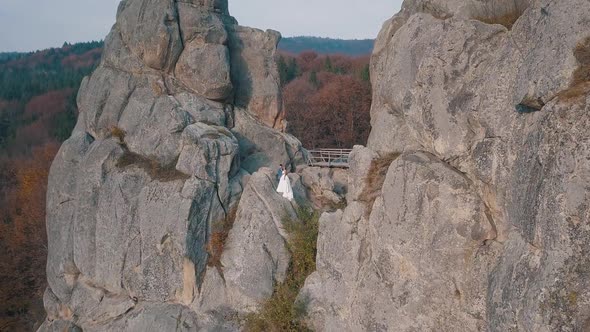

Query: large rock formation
[300,0,590,331]
[40,0,305,330]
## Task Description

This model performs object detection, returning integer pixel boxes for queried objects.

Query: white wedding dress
[276,171,294,201]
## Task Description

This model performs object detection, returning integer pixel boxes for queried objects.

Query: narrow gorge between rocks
[39,0,590,331]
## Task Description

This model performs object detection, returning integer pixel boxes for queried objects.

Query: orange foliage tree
[281,52,372,149]
[0,143,59,330]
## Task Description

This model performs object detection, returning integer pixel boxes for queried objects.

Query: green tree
[52,93,78,142]
[277,55,289,86]
[360,64,370,82]
[309,70,319,87]
[287,58,299,81]
[324,56,333,72]
[277,56,300,86]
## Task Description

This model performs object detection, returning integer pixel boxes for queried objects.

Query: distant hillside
[279,37,374,56]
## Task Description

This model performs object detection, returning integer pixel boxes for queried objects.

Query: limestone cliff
[40,0,306,330]
[300,0,590,331]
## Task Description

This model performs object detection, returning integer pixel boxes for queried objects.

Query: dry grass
[244,208,320,332]
[572,37,590,84]
[358,153,400,211]
[557,37,590,102]
[474,12,522,29]
[116,151,189,183]
[111,126,189,182]
[207,207,238,275]
[313,194,347,212]
[472,0,529,30]
[110,126,126,143]
[419,2,453,20]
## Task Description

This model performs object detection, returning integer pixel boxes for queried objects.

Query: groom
[276,164,283,182]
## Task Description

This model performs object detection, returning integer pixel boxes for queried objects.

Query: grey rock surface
[301,0,590,331]
[345,145,377,202]
[117,0,183,72]
[232,107,305,174]
[299,166,348,210]
[40,0,303,330]
[175,41,233,101]
[38,319,82,332]
[229,26,283,128]
[91,303,201,332]
[201,168,297,313]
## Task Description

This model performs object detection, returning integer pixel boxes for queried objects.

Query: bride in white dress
[276,168,294,201]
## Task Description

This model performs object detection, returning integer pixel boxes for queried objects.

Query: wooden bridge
[306,148,353,168]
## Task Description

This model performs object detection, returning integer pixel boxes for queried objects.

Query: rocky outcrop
[196,169,297,315]
[301,0,590,331]
[41,0,304,330]
[232,107,305,174]
[299,166,348,210]
[229,26,283,129]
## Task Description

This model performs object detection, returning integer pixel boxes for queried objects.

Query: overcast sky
[0,0,402,52]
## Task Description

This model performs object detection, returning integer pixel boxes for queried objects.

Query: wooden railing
[306,148,353,168]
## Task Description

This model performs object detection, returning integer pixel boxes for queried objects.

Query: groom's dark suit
[277,167,282,182]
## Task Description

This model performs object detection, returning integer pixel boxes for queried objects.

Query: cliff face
[300,0,590,331]
[40,0,306,330]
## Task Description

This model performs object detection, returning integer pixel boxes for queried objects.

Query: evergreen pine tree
[309,70,319,87]
[324,56,333,72]
[360,64,370,82]
[277,55,289,86]
[287,58,299,82]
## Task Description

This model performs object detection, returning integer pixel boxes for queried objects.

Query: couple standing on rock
[276,164,294,201]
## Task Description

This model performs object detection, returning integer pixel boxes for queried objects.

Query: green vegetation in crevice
[277,55,300,86]
[244,207,320,332]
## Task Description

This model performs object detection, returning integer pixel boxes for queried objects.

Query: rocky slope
[39,0,309,330]
[300,0,590,331]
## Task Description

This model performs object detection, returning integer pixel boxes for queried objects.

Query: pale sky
[0,0,402,52]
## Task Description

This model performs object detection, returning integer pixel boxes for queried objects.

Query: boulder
[93,303,201,332]
[37,320,82,332]
[228,26,283,128]
[76,67,137,139]
[176,2,228,45]
[117,0,183,71]
[219,168,297,312]
[119,92,192,165]
[175,41,233,101]
[299,166,348,209]
[346,145,377,202]
[231,108,305,173]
